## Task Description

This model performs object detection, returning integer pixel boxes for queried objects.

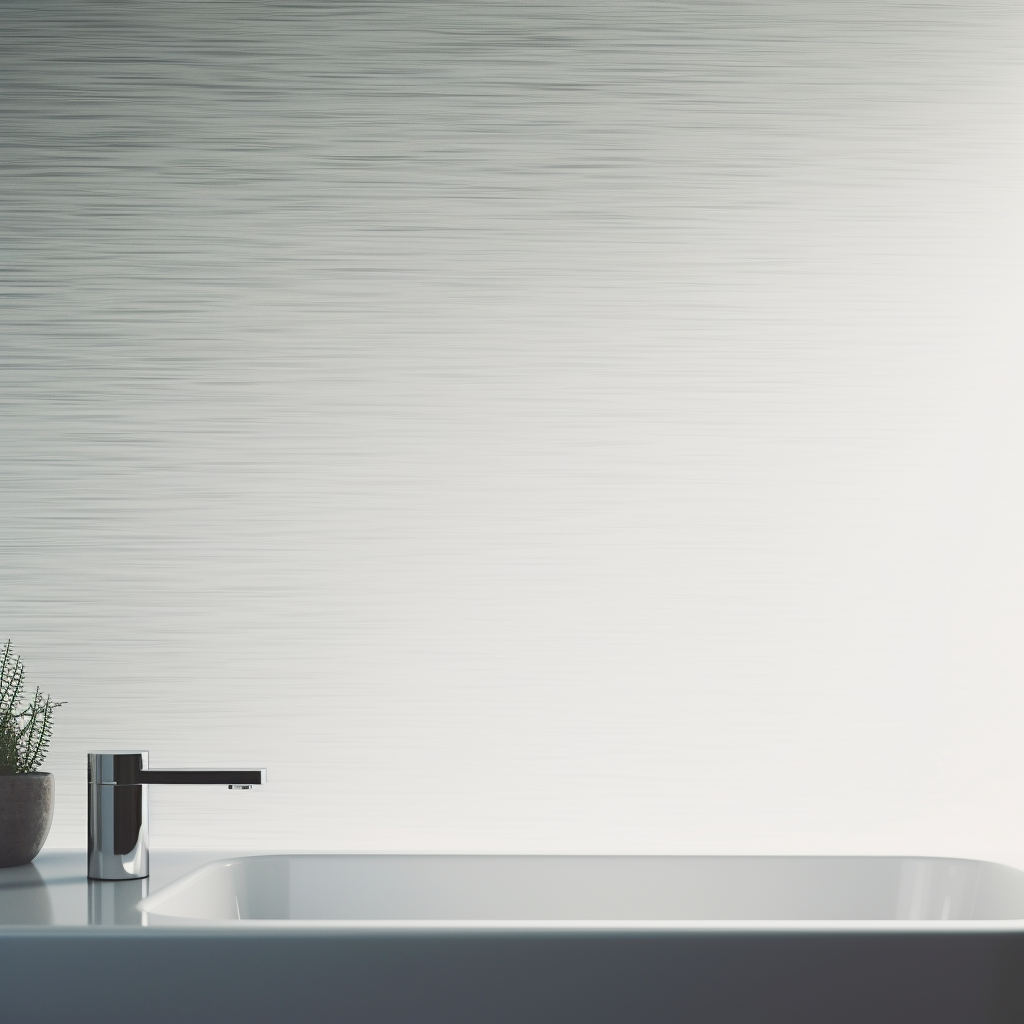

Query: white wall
[4,0,1024,864]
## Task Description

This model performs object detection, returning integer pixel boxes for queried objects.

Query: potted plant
[0,640,64,868]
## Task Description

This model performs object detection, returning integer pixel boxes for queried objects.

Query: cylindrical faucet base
[88,782,149,880]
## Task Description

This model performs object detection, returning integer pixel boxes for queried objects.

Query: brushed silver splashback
[3,1,1023,857]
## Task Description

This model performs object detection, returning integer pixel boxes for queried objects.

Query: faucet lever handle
[88,751,147,785]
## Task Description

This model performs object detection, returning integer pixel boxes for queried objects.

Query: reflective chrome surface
[88,752,150,787]
[87,776,150,880]
[87,751,265,880]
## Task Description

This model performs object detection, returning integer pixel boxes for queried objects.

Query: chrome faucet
[87,751,265,880]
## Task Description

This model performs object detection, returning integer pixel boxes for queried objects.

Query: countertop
[4,851,1024,1023]
[0,849,241,927]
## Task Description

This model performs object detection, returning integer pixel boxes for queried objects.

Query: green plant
[0,640,64,775]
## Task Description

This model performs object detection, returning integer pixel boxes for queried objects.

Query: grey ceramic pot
[0,772,54,868]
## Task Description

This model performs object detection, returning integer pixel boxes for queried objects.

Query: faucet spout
[139,768,266,786]
[87,751,265,881]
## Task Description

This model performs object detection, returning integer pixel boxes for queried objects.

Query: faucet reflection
[89,877,148,925]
